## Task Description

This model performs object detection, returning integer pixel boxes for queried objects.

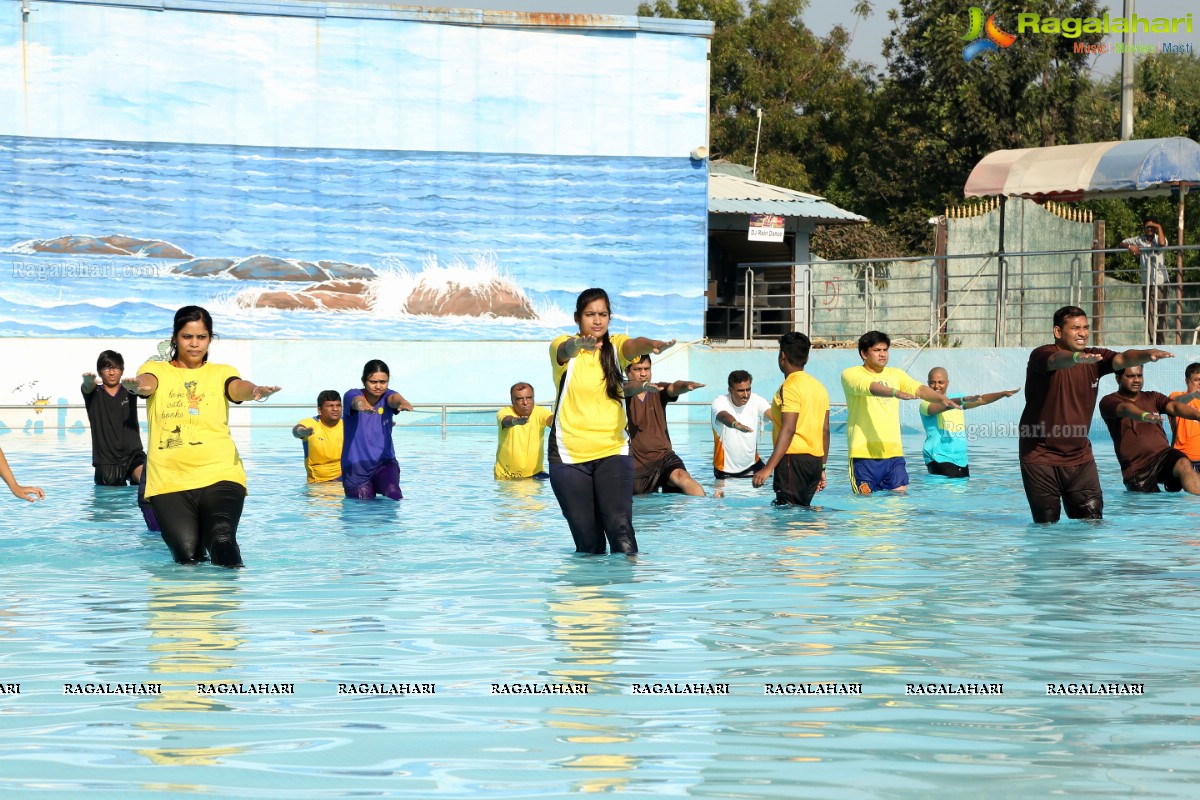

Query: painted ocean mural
[0,135,707,341]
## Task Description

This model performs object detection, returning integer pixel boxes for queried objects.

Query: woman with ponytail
[548,288,674,554]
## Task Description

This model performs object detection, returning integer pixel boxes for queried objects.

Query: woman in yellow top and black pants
[548,288,674,555]
[126,306,280,567]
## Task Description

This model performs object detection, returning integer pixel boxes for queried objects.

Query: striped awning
[964,137,1200,201]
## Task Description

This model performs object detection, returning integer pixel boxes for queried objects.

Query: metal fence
[732,244,1200,348]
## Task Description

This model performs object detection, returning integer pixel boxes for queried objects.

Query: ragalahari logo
[962,7,1017,61]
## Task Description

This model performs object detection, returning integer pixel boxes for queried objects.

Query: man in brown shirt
[625,355,705,496]
[1019,305,1172,522]
[1099,365,1200,494]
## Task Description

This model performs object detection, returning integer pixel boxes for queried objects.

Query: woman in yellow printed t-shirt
[548,288,675,555]
[125,306,280,568]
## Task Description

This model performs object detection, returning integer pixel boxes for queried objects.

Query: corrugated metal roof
[709,173,868,223]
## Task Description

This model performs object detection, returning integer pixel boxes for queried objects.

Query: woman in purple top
[342,359,414,500]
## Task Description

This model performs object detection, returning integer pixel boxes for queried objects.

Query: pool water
[1,426,1199,799]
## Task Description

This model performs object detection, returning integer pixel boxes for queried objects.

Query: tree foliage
[639,0,1200,259]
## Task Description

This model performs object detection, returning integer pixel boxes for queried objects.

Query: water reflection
[137,570,246,767]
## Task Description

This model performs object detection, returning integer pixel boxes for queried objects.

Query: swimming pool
[1,426,1199,798]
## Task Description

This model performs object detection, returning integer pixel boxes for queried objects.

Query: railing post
[865,264,874,331]
[805,267,813,338]
[441,405,447,440]
[995,256,1008,347]
[929,260,937,347]
[743,268,753,342]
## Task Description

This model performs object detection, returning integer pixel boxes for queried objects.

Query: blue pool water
[1,427,1199,798]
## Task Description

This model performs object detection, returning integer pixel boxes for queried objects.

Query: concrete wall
[11,340,1200,436]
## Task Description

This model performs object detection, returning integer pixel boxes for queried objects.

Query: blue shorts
[850,457,909,494]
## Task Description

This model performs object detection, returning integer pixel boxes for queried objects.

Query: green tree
[861,0,1104,250]
[638,0,874,195]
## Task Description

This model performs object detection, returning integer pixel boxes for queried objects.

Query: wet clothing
[137,359,247,567]
[137,360,246,498]
[710,392,771,475]
[342,388,401,499]
[548,334,633,464]
[549,456,637,555]
[1018,344,1117,523]
[632,451,688,495]
[1099,390,1184,492]
[1168,391,1200,460]
[297,416,343,483]
[547,334,637,553]
[772,454,824,506]
[344,460,402,501]
[149,480,245,566]
[83,385,147,485]
[919,400,968,469]
[927,461,970,479]
[850,456,909,494]
[1020,461,1103,523]
[495,405,553,480]
[1018,345,1117,466]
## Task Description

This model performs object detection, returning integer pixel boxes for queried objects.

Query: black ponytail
[574,288,624,401]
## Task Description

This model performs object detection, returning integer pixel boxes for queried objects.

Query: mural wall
[1,2,711,346]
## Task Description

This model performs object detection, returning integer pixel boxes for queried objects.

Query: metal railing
[0,401,849,438]
[724,244,1200,348]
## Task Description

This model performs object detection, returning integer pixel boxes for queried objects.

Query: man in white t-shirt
[710,370,773,479]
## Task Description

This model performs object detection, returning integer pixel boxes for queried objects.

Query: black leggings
[149,481,247,567]
[549,455,637,555]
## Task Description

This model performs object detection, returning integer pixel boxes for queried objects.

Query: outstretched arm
[0,447,44,502]
[228,379,281,403]
[387,392,414,412]
[926,388,1020,415]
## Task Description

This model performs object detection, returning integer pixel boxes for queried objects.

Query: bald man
[919,367,1019,478]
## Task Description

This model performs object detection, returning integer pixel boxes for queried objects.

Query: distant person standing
[840,331,957,494]
[495,382,552,480]
[1169,362,1200,469]
[1018,305,1171,523]
[127,305,281,566]
[342,360,414,500]
[710,369,773,479]
[919,367,1019,478]
[625,354,706,496]
[753,332,830,506]
[1099,365,1200,494]
[293,390,344,483]
[81,350,147,487]
[547,288,674,555]
[1122,217,1169,344]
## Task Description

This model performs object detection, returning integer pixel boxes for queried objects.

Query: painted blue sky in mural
[0,4,707,158]
[0,3,710,341]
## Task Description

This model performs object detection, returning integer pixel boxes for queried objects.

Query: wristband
[891,388,898,398]
[1140,411,1150,421]
[1072,351,1080,363]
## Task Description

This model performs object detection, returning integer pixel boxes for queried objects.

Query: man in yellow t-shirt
[292,390,344,483]
[840,331,958,494]
[753,332,830,506]
[495,382,553,480]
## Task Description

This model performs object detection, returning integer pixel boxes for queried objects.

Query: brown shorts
[1124,448,1188,493]
[633,452,688,495]
[1020,460,1103,523]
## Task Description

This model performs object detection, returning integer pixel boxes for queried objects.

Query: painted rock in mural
[22,234,192,259]
[405,280,536,319]
[243,280,374,311]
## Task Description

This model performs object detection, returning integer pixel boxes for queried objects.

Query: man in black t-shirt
[1099,365,1200,494]
[1018,306,1173,523]
[82,350,147,486]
